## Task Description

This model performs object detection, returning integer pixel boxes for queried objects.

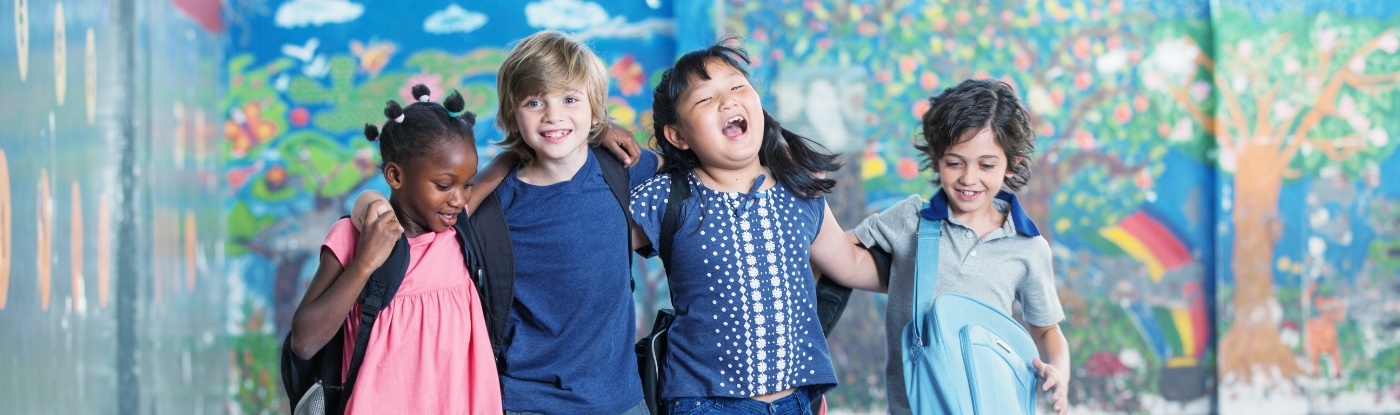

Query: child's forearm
[811,205,886,292]
[289,252,378,359]
[1036,324,1072,381]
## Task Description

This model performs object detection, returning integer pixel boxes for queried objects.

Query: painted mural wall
[715,0,1400,414]
[118,0,1400,414]
[221,0,680,411]
[0,0,226,413]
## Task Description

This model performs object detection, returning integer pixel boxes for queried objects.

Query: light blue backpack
[903,206,1041,414]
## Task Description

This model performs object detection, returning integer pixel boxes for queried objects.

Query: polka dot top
[630,172,836,399]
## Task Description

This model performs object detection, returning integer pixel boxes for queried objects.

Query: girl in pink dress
[287,85,502,414]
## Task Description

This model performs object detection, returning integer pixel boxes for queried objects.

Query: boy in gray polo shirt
[851,79,1071,415]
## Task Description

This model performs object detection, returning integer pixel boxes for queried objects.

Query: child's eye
[564,96,580,104]
[731,85,745,91]
[943,160,962,168]
[434,183,450,191]
[981,164,996,170]
[695,96,712,105]
[522,99,542,108]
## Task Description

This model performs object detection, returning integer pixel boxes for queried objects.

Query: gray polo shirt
[852,191,1064,415]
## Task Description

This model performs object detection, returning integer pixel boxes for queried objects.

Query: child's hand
[352,190,391,231]
[600,121,641,167]
[1034,357,1070,414]
[352,196,402,273]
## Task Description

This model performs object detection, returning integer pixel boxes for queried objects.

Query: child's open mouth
[439,212,458,227]
[540,129,571,143]
[722,115,748,138]
[956,190,982,201]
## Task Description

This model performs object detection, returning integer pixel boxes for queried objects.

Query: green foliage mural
[721,0,1400,413]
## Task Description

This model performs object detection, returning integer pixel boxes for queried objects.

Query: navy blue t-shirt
[629,172,837,400]
[495,149,657,413]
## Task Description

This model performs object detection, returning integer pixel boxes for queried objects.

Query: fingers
[368,202,402,235]
[1052,390,1069,415]
[607,139,633,166]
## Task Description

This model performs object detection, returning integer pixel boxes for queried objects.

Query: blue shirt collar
[922,188,1041,237]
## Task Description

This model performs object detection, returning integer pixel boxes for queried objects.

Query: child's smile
[665,59,767,174]
[722,115,749,138]
[939,126,1013,224]
[516,89,593,165]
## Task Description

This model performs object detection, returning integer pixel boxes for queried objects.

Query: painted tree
[1144,7,1400,383]
[722,0,1222,409]
[728,0,1196,244]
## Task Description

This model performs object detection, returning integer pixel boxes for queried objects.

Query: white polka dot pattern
[629,173,835,398]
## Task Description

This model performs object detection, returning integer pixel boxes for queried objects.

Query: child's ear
[383,162,405,190]
[663,124,689,150]
[1006,156,1023,178]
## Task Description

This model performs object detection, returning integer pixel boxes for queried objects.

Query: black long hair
[651,40,842,198]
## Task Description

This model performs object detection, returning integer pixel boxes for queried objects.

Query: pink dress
[321,218,502,414]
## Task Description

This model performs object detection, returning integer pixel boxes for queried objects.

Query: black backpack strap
[340,234,411,399]
[466,191,515,372]
[658,170,690,273]
[591,145,630,220]
[591,145,635,291]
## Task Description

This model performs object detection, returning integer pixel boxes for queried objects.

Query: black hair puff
[384,100,403,120]
[411,84,431,102]
[443,90,465,113]
[363,123,380,142]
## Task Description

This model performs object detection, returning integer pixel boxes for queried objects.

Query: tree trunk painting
[1218,145,1301,382]
[1150,22,1400,387]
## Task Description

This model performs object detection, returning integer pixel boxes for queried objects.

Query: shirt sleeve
[1017,235,1065,327]
[628,174,671,258]
[626,150,661,190]
[321,218,359,268]
[852,194,923,255]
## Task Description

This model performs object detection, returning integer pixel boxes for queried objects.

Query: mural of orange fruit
[71,181,85,314]
[37,169,52,311]
[0,149,10,309]
[185,211,196,291]
[265,165,287,190]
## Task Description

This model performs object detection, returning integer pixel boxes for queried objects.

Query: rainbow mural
[1100,210,1192,283]
[1122,281,1212,401]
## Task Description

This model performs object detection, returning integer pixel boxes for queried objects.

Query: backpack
[280,146,626,413]
[279,232,412,415]
[635,170,853,415]
[465,145,633,370]
[902,204,1041,414]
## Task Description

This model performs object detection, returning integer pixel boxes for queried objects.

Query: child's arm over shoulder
[288,207,403,360]
[810,199,885,292]
[627,174,672,254]
[468,151,520,212]
[600,121,643,167]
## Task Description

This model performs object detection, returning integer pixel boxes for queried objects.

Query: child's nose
[957,169,978,185]
[448,188,466,208]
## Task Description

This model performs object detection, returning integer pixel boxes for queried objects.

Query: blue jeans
[505,400,649,415]
[665,389,813,415]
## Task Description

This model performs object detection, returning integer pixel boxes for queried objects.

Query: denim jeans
[665,389,813,415]
[505,400,649,415]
